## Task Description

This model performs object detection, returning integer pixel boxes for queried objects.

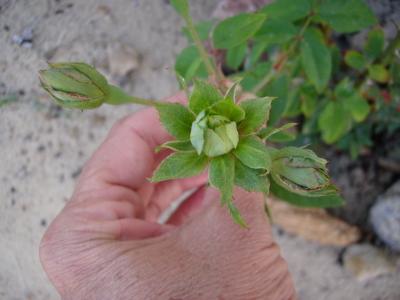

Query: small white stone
[107,43,140,78]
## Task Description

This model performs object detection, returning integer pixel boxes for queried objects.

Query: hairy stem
[185,16,224,82]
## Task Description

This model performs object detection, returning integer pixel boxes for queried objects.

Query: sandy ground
[0,1,399,299]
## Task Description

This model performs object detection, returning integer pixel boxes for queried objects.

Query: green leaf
[209,154,235,204]
[227,201,248,227]
[270,177,344,208]
[170,0,189,19]
[157,103,195,140]
[233,136,271,170]
[300,84,318,117]
[210,99,245,122]
[248,41,269,67]
[267,130,296,143]
[189,80,222,114]
[151,152,208,182]
[318,101,352,144]
[213,13,266,49]
[254,19,297,44]
[368,64,390,83]
[263,75,289,125]
[258,123,297,140]
[235,160,270,194]
[364,27,385,60]
[175,46,207,81]
[240,62,272,91]
[300,30,331,93]
[183,21,213,41]
[318,0,377,33]
[238,97,273,134]
[344,93,370,122]
[344,50,367,71]
[157,140,194,152]
[261,0,311,22]
[226,43,247,70]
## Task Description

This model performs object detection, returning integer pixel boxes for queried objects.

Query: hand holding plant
[38,0,345,226]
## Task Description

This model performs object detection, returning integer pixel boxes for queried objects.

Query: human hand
[40,93,296,300]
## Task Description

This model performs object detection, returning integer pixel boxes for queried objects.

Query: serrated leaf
[368,64,390,83]
[261,0,311,22]
[210,99,245,122]
[238,97,273,134]
[301,30,331,93]
[157,140,194,152]
[213,13,266,49]
[151,152,208,182]
[175,46,207,81]
[318,101,352,144]
[258,123,297,140]
[226,43,247,70]
[364,27,385,60]
[170,0,189,19]
[318,0,377,33]
[345,50,367,71]
[233,136,271,170]
[209,154,235,204]
[157,103,195,140]
[270,176,344,208]
[189,80,222,114]
[254,19,297,44]
[235,160,270,194]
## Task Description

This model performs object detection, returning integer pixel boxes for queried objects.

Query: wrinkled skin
[40,94,296,300]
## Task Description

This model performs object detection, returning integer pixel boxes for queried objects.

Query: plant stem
[185,16,224,82]
[105,85,164,107]
[251,14,313,94]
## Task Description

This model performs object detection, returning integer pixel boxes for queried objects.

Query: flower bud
[190,110,239,157]
[271,147,330,192]
[39,62,109,109]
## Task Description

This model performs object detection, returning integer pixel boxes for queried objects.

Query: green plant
[175,0,400,159]
[38,0,345,226]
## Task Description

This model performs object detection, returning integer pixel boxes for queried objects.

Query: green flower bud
[39,62,109,109]
[190,110,239,157]
[271,147,330,193]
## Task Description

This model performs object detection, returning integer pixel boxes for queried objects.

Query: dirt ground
[0,1,399,299]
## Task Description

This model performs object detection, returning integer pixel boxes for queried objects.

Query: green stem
[105,85,164,107]
[185,16,223,82]
[251,14,313,94]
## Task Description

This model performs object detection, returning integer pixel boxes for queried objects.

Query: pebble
[370,195,400,252]
[107,42,139,78]
[343,244,398,282]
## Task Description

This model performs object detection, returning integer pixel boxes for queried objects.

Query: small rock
[370,195,400,252]
[107,43,140,78]
[11,26,34,48]
[268,198,361,246]
[343,244,398,281]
